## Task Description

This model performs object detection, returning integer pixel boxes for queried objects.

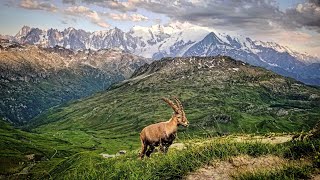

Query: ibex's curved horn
[161,97,180,113]
[173,97,184,111]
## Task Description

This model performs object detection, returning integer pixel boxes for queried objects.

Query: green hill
[29,56,320,147]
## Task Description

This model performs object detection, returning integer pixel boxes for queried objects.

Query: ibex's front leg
[146,145,155,157]
[139,141,147,159]
[164,141,173,154]
[163,133,176,153]
[159,143,165,153]
[159,140,173,154]
[159,138,166,153]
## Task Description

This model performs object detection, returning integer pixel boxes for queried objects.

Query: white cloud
[78,0,138,12]
[20,0,57,12]
[108,13,148,22]
[65,6,109,28]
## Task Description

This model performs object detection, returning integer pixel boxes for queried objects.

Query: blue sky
[0,0,319,57]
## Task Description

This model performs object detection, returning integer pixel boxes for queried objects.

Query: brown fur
[139,97,189,159]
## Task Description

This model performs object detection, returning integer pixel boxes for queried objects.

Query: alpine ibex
[139,97,189,159]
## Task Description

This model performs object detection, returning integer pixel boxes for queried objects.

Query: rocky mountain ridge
[4,24,320,85]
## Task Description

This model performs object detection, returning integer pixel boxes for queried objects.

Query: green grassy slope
[0,119,117,178]
[0,119,70,175]
[27,138,320,179]
[28,56,320,150]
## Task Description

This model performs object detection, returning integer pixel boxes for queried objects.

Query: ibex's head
[162,97,189,127]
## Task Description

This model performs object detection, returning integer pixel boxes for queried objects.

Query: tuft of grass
[283,139,320,159]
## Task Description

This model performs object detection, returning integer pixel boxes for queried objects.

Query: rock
[277,109,288,116]
[25,154,35,161]
[170,143,186,151]
[309,94,319,100]
[100,153,116,158]
[118,150,126,155]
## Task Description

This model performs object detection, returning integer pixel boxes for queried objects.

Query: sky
[0,0,319,57]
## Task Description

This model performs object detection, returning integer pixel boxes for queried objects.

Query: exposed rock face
[0,42,149,124]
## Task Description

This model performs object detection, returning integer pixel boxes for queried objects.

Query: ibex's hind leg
[159,144,165,153]
[164,142,173,154]
[139,141,147,159]
[146,145,155,157]
[159,139,165,153]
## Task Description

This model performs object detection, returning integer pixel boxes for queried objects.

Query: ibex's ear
[161,97,180,113]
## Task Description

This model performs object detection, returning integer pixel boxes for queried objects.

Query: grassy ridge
[2,118,319,179]
[32,139,279,179]
[29,138,320,179]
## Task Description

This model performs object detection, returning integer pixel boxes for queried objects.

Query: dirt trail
[312,174,320,180]
[186,155,287,180]
[228,135,292,144]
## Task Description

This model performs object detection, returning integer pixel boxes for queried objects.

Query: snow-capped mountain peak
[15,25,31,39]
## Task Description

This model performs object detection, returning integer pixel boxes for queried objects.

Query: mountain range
[0,42,149,124]
[3,24,320,86]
